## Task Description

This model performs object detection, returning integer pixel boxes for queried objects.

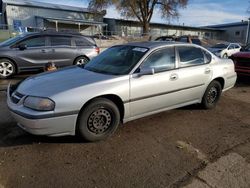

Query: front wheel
[202,81,222,109]
[77,98,120,142]
[222,53,228,58]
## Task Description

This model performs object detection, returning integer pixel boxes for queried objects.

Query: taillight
[95,47,100,54]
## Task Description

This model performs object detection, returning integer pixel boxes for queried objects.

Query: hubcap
[0,62,14,77]
[76,58,88,65]
[87,108,112,134]
[207,87,218,104]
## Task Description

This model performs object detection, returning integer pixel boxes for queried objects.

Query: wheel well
[73,55,89,65]
[77,94,125,124]
[213,77,225,89]
[0,57,18,73]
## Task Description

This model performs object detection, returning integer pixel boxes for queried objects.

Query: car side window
[234,44,240,49]
[228,44,234,50]
[75,37,93,46]
[178,46,205,67]
[19,37,45,48]
[50,36,71,46]
[203,50,212,64]
[141,47,175,72]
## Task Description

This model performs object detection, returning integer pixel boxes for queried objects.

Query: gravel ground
[0,75,249,188]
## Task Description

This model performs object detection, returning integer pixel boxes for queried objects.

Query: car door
[175,45,213,101]
[14,36,49,66]
[227,44,235,56]
[233,44,241,54]
[130,46,184,117]
[47,35,76,67]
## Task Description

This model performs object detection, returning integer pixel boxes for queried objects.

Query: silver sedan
[7,42,237,141]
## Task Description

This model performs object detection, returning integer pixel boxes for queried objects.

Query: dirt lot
[0,74,250,188]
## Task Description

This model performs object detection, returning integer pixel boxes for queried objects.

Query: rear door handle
[41,49,47,53]
[205,68,211,74]
[170,73,178,81]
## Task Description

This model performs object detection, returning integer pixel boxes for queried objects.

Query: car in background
[176,36,202,46]
[154,36,175,42]
[208,43,241,58]
[0,32,100,78]
[7,42,237,142]
[155,35,202,46]
[230,44,250,77]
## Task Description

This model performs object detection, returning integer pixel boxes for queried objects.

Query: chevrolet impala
[7,42,237,141]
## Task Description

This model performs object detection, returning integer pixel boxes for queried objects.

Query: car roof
[123,41,188,49]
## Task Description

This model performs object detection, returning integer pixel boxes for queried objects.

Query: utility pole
[246,18,250,44]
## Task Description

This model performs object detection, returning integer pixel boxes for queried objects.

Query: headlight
[24,96,55,111]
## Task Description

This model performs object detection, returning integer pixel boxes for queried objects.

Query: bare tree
[88,0,188,35]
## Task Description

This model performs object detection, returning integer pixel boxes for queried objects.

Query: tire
[74,56,89,65]
[202,81,222,109]
[222,53,228,58]
[77,98,120,142]
[0,59,16,79]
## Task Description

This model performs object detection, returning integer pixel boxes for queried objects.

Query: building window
[235,31,240,36]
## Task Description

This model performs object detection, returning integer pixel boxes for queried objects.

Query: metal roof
[204,21,248,29]
[104,18,224,32]
[37,16,107,26]
[2,0,105,15]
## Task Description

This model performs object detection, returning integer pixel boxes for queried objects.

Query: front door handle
[205,68,211,74]
[41,49,47,53]
[170,73,178,81]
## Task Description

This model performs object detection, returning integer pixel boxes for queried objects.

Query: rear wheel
[0,59,16,79]
[74,56,89,65]
[202,81,222,109]
[222,53,228,58]
[77,98,120,142]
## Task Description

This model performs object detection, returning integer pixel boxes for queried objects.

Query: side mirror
[138,67,155,77]
[18,44,27,50]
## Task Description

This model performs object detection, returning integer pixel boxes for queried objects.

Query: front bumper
[7,84,78,137]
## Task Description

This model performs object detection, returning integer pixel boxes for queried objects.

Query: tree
[88,0,188,35]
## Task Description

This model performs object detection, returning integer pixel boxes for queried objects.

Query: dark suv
[0,32,100,78]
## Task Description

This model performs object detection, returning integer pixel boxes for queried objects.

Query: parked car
[0,32,100,78]
[176,36,202,46]
[230,44,250,77]
[208,43,241,58]
[7,42,237,142]
[155,36,176,42]
[155,35,202,46]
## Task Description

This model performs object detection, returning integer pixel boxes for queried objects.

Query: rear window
[50,36,71,46]
[75,37,95,46]
[178,46,205,67]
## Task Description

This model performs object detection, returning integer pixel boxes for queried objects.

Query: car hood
[231,52,250,58]
[208,47,224,53]
[17,66,116,97]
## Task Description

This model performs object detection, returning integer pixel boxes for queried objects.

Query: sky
[33,0,249,26]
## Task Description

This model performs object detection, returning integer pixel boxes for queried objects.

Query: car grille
[11,91,24,104]
[235,58,250,68]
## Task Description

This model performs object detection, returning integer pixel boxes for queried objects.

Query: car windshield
[84,45,149,75]
[211,43,228,48]
[0,34,26,46]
